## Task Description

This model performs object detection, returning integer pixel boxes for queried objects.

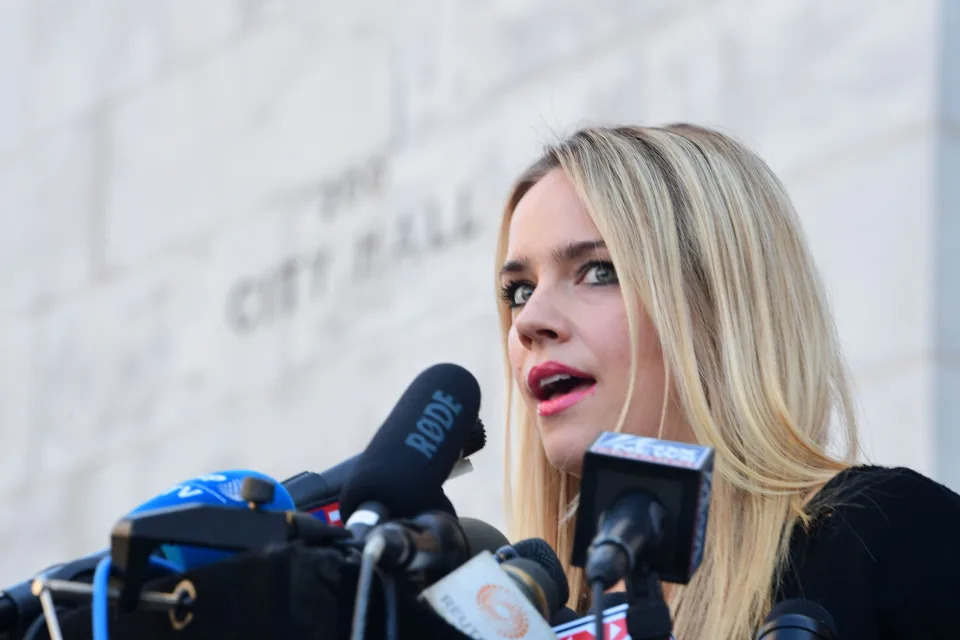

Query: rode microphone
[339,363,482,536]
[755,599,838,640]
[282,418,486,521]
[573,433,714,587]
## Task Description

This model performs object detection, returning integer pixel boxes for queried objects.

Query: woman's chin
[540,428,599,477]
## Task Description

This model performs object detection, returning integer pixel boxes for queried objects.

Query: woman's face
[502,169,685,475]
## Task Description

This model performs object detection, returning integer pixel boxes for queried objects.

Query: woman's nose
[513,287,572,348]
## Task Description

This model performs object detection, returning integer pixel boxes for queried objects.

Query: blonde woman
[496,124,960,639]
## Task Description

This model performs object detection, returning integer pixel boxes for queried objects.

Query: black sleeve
[780,466,960,640]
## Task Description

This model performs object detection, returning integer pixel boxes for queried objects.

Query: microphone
[572,432,715,587]
[128,469,295,571]
[420,544,570,639]
[755,599,838,639]
[460,517,511,555]
[0,552,176,638]
[0,471,295,637]
[339,363,482,536]
[282,418,487,519]
[500,539,570,620]
[461,520,570,620]
[366,511,470,583]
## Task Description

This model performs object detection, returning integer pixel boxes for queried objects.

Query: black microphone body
[756,599,838,639]
[573,433,714,640]
[282,418,486,512]
[339,363,482,532]
[371,511,470,580]
[586,491,667,588]
[573,432,715,585]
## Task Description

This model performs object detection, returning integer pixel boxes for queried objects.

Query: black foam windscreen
[759,598,838,639]
[339,363,481,521]
[513,538,570,609]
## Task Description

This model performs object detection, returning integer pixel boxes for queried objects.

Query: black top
[776,465,960,639]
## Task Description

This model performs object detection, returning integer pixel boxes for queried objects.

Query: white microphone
[419,551,559,639]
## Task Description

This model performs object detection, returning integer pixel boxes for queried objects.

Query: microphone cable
[376,568,398,640]
[90,555,182,640]
[92,556,112,640]
[351,534,386,640]
[591,578,606,640]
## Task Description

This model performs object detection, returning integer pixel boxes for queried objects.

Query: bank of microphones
[0,362,838,640]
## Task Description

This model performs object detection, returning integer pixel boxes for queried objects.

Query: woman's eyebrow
[551,239,607,263]
[499,258,528,276]
[500,239,607,277]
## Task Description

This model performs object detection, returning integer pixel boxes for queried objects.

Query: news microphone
[755,599,838,639]
[339,363,482,536]
[573,433,714,587]
[420,549,567,639]
[462,523,570,620]
[503,539,570,620]
[129,469,295,571]
[0,471,291,637]
[282,418,486,515]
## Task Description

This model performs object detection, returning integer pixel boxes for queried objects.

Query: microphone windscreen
[513,538,570,609]
[508,557,564,616]
[340,363,481,520]
[129,470,294,570]
[459,517,510,555]
[762,598,838,639]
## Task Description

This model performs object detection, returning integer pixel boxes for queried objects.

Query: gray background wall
[1,0,957,583]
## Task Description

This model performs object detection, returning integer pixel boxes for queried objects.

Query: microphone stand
[623,565,673,640]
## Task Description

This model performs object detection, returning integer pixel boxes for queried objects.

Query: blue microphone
[1,470,294,636]
[128,469,295,570]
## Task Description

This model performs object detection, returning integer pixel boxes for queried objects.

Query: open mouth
[533,373,597,401]
[531,372,597,417]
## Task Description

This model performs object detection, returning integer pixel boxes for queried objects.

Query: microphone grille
[765,599,838,638]
[513,538,570,608]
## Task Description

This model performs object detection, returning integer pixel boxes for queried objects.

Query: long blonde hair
[496,124,859,639]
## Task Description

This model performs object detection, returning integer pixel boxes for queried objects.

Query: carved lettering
[225,155,485,334]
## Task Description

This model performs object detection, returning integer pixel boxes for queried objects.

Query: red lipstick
[526,361,597,417]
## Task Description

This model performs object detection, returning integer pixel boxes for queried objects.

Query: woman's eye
[512,284,534,306]
[583,262,618,285]
[500,282,534,308]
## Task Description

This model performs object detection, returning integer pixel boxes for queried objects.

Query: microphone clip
[367,511,469,583]
[109,503,350,610]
